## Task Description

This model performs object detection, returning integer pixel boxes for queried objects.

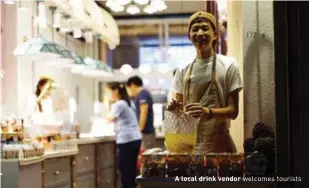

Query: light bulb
[108,43,116,50]
[151,0,167,11]
[116,0,132,6]
[134,0,149,5]
[120,64,133,75]
[111,5,125,12]
[53,12,61,28]
[143,4,156,14]
[73,28,82,38]
[126,4,140,14]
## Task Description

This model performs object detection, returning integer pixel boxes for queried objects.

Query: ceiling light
[108,43,116,50]
[120,64,133,75]
[106,0,125,12]
[4,0,15,5]
[53,12,61,28]
[111,5,125,12]
[73,28,82,38]
[151,0,167,11]
[134,0,149,5]
[116,0,132,6]
[143,4,156,14]
[126,4,140,14]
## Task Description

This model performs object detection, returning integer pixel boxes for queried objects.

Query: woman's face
[107,88,119,102]
[189,20,217,51]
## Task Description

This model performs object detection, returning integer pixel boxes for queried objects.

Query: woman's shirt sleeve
[226,61,243,93]
[109,101,125,119]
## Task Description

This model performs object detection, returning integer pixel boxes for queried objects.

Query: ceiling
[96,1,208,18]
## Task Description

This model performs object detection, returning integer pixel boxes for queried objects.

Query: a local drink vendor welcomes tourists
[170,11,243,153]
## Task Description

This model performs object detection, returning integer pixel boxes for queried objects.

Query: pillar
[0,2,2,117]
[227,0,244,152]
[1,3,18,116]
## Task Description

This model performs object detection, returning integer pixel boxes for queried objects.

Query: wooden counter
[1,135,166,188]
[1,136,117,188]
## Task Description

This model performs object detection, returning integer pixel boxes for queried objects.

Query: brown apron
[184,55,236,154]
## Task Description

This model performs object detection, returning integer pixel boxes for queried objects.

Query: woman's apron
[184,55,236,154]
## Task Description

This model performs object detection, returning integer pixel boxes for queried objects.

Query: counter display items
[139,122,275,182]
[0,116,45,160]
[140,149,244,179]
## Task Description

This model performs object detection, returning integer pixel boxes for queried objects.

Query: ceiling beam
[117,18,189,25]
[114,12,193,20]
[119,25,187,36]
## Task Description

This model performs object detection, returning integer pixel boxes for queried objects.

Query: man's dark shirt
[134,89,154,134]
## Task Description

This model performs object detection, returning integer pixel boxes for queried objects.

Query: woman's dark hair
[35,78,50,112]
[107,82,131,107]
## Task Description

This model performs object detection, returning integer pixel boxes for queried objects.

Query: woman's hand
[166,99,183,111]
[185,103,210,118]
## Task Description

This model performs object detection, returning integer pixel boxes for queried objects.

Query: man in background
[126,76,156,150]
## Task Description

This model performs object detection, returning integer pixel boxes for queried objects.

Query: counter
[1,134,166,188]
[1,136,117,188]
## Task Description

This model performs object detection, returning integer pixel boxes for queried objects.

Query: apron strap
[210,55,223,108]
[184,60,195,106]
[184,54,223,108]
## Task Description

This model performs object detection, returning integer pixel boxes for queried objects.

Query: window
[139,35,196,68]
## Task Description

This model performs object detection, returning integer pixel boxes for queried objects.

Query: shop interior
[0,0,276,188]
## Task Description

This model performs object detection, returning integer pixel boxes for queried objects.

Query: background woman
[106,82,142,188]
[33,76,55,113]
